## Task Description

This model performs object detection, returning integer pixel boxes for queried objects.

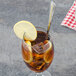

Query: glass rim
[22,26,51,42]
[23,26,49,41]
[35,26,51,36]
[35,26,47,32]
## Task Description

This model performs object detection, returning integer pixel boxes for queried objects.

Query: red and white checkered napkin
[61,1,76,31]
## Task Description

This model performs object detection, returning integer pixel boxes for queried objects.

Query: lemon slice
[25,41,32,52]
[22,41,33,63]
[13,20,37,41]
[44,40,53,63]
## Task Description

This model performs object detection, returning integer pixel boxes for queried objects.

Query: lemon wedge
[25,41,32,52]
[44,40,53,63]
[22,41,33,63]
[13,20,37,41]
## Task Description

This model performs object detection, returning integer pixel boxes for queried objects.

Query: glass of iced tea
[22,27,54,76]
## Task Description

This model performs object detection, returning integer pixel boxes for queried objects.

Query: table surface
[0,0,76,76]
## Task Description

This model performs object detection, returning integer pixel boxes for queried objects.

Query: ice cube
[32,42,44,54]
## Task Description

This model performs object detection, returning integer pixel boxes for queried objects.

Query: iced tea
[22,31,54,72]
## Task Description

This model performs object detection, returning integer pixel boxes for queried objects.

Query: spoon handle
[47,0,55,34]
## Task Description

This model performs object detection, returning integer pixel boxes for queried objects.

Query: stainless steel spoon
[47,0,55,34]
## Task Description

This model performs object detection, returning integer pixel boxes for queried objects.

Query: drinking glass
[22,27,54,76]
